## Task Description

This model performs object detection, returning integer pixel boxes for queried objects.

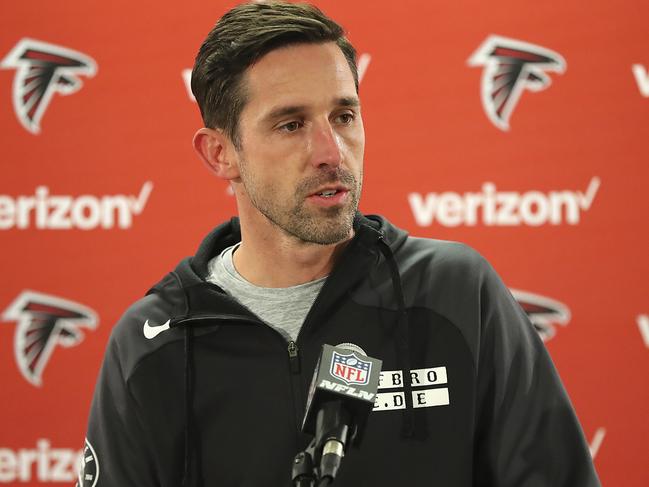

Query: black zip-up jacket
[82,214,600,487]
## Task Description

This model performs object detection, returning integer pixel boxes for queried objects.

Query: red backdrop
[1,1,648,485]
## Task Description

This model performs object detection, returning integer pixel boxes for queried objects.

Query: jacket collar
[160,214,407,321]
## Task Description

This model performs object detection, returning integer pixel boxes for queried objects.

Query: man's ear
[192,127,240,180]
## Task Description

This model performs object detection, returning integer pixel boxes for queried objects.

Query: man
[80,2,601,486]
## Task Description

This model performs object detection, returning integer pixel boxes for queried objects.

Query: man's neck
[233,221,352,288]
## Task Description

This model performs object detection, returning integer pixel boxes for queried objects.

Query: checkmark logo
[143,319,170,339]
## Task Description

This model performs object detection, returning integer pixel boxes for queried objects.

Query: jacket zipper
[289,270,340,432]
[286,340,305,445]
[287,340,300,373]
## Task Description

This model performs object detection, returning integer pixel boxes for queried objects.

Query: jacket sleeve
[472,262,601,487]
[80,332,160,487]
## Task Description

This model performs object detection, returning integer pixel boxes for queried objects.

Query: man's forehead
[241,42,358,120]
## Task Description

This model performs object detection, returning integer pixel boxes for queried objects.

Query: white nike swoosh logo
[143,319,170,339]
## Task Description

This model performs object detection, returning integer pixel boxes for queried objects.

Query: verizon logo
[0,439,81,482]
[589,427,606,459]
[0,182,152,230]
[408,177,600,227]
[632,64,649,97]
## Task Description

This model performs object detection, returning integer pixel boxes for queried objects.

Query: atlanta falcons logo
[467,35,566,131]
[2,290,98,386]
[0,38,97,134]
[511,289,570,342]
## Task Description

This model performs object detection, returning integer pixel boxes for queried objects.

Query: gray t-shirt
[206,244,326,341]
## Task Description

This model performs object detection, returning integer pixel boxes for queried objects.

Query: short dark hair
[191,1,358,148]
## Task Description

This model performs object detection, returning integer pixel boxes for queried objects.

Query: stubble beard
[239,163,361,245]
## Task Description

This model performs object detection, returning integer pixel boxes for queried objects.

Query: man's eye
[335,113,355,124]
[279,121,301,132]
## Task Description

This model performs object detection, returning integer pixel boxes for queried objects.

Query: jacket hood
[143,213,409,337]
[167,213,409,293]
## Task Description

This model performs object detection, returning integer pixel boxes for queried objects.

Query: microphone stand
[291,443,334,487]
[292,441,316,487]
[292,401,352,487]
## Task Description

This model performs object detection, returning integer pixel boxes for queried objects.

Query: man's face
[232,42,365,245]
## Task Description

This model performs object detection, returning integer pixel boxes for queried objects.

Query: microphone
[299,343,382,484]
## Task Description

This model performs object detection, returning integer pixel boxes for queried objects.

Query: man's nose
[309,120,343,169]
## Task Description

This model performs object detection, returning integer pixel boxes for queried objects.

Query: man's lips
[308,185,349,197]
[306,187,350,206]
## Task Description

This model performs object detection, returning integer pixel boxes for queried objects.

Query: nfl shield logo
[330,351,372,385]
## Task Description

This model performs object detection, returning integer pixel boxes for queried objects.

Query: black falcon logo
[0,38,97,134]
[2,290,98,386]
[511,289,570,342]
[468,35,566,130]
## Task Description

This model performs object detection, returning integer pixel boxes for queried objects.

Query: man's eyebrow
[262,97,361,124]
[263,105,307,124]
[336,96,360,108]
